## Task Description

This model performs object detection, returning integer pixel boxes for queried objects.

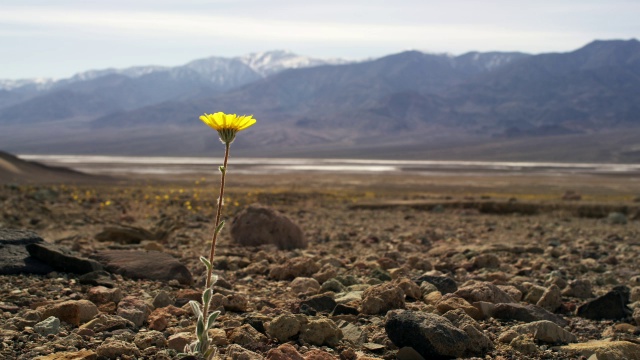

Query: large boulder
[231,204,306,250]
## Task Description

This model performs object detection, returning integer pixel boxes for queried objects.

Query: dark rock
[415,275,458,294]
[370,267,392,281]
[230,204,306,250]
[0,229,53,275]
[300,294,337,314]
[78,270,117,288]
[385,309,475,359]
[26,242,102,274]
[92,250,193,285]
[300,303,317,316]
[492,303,569,327]
[245,316,266,334]
[332,304,359,316]
[576,286,632,320]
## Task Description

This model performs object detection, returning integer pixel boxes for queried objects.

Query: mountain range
[1,40,639,162]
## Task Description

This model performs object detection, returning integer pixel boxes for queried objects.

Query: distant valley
[1,41,639,162]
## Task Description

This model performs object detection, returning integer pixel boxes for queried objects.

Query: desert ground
[1,165,640,359]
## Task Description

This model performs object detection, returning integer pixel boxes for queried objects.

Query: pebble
[360,282,405,315]
[226,343,264,360]
[291,277,321,295]
[34,316,60,336]
[266,343,305,360]
[152,290,174,308]
[167,332,193,352]
[86,286,122,305]
[228,323,268,346]
[436,294,483,320]
[133,330,166,349]
[512,320,577,344]
[454,281,515,304]
[80,314,135,332]
[116,296,151,327]
[562,279,594,299]
[96,339,141,359]
[266,313,303,342]
[300,294,337,314]
[536,284,562,312]
[415,275,458,294]
[299,318,343,347]
[270,257,321,280]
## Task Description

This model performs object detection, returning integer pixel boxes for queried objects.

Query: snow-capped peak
[0,50,349,92]
[238,50,348,77]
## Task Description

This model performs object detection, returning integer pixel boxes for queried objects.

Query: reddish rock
[303,349,338,360]
[147,308,169,331]
[360,283,405,315]
[436,294,483,320]
[267,343,305,360]
[167,332,193,352]
[87,286,122,305]
[176,289,201,302]
[38,300,98,326]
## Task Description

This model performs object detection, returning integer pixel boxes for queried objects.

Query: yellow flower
[199,112,256,144]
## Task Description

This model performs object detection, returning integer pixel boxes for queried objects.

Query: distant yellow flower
[199,112,256,144]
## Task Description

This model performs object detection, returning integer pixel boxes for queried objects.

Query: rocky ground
[1,172,640,360]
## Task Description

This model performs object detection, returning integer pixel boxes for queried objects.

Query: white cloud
[0,6,592,51]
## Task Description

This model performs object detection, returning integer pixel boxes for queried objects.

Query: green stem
[202,141,230,318]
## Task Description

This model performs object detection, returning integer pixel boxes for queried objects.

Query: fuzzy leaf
[207,310,221,329]
[202,288,212,308]
[189,300,202,318]
[211,274,219,286]
[196,315,205,341]
[214,220,225,235]
[204,347,216,360]
[200,256,212,270]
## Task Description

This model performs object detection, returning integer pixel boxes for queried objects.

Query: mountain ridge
[1,40,639,162]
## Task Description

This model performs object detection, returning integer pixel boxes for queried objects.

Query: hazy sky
[1,0,638,79]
